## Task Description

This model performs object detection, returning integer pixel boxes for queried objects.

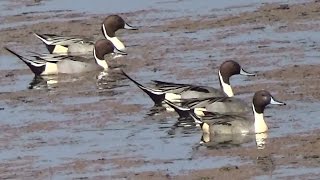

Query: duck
[121,60,255,106]
[5,39,127,76]
[33,15,137,54]
[189,90,286,135]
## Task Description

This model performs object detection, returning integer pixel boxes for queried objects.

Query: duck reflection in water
[199,130,268,150]
[28,75,58,90]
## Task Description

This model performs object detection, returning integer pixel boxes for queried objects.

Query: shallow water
[0,0,300,16]
[0,0,319,179]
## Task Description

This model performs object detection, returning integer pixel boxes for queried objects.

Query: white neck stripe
[219,71,234,97]
[94,48,108,69]
[103,24,111,39]
[253,103,268,134]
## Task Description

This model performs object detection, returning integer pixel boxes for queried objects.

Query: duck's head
[93,39,127,69]
[219,60,255,85]
[101,15,138,38]
[252,90,286,114]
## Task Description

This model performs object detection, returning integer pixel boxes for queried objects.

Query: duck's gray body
[192,90,286,135]
[34,15,138,54]
[180,96,250,114]
[66,42,94,54]
[5,39,126,76]
[54,57,101,74]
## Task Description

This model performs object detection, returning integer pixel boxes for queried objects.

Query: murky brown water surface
[0,0,320,179]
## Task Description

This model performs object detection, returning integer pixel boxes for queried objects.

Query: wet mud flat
[1,0,320,179]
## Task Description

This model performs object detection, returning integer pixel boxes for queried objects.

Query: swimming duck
[121,60,255,106]
[190,90,286,135]
[34,15,137,54]
[5,39,127,76]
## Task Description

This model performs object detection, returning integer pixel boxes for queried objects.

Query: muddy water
[1,0,320,179]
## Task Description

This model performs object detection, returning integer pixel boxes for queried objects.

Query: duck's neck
[218,71,234,97]
[93,49,108,70]
[253,103,268,134]
[108,37,125,51]
[102,24,125,51]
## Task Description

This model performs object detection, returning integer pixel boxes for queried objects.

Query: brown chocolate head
[101,15,137,38]
[94,39,115,60]
[253,90,286,114]
[219,60,255,84]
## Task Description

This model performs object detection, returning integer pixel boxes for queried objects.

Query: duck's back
[67,42,94,54]
[180,86,224,99]
[57,59,100,74]
[205,98,250,113]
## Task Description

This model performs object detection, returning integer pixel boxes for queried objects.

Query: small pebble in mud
[300,12,308,16]
[303,155,320,159]
[219,166,239,171]
[5,72,14,77]
[277,4,290,10]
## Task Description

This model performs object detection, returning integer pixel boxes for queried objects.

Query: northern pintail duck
[190,90,285,135]
[5,39,127,76]
[34,15,137,54]
[121,60,255,106]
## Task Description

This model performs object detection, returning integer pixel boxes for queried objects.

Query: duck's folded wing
[179,96,228,108]
[31,52,90,63]
[152,80,213,93]
[35,33,93,46]
[31,53,64,63]
[201,111,246,125]
[152,80,190,90]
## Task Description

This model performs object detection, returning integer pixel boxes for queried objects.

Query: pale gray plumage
[191,90,286,135]
[122,60,255,106]
[34,15,138,54]
[5,39,127,76]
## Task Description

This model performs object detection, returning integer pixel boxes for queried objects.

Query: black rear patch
[23,62,46,76]
[46,45,56,54]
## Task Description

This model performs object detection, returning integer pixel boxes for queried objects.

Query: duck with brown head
[33,15,137,54]
[218,60,254,97]
[101,15,138,51]
[189,90,286,135]
[5,39,127,76]
[121,60,255,106]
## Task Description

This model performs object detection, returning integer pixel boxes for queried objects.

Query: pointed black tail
[121,70,165,105]
[164,99,192,118]
[33,33,56,53]
[5,47,45,76]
